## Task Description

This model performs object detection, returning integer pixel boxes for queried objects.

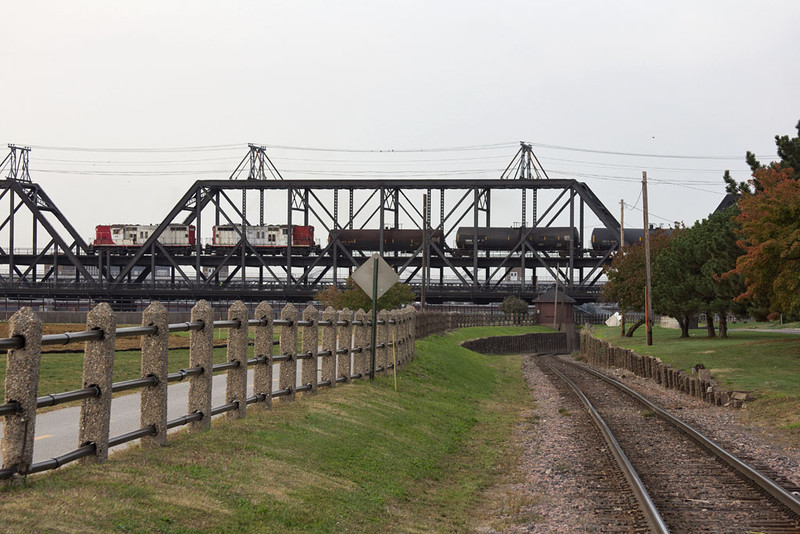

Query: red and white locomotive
[208,224,317,254]
[92,224,196,252]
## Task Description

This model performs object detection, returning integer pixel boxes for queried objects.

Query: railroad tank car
[330,229,444,252]
[591,227,671,250]
[455,227,580,252]
[92,224,195,252]
[209,224,316,254]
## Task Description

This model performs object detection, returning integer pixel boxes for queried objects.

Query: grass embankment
[0,326,540,533]
[592,325,800,444]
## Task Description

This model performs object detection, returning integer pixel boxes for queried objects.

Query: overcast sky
[2,1,799,243]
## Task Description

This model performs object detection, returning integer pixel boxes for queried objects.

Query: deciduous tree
[603,229,676,336]
[734,164,800,317]
[499,296,528,323]
[315,278,416,312]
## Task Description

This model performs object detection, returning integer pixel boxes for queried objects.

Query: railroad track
[537,354,800,533]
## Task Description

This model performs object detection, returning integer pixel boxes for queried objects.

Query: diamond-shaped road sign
[352,253,399,300]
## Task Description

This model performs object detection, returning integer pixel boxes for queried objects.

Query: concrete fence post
[320,307,337,387]
[388,309,398,369]
[2,308,42,480]
[397,309,407,364]
[226,301,249,419]
[79,303,116,463]
[353,309,369,378]
[337,308,353,382]
[409,309,417,360]
[279,303,298,401]
[377,309,389,373]
[140,301,169,448]
[409,308,416,360]
[301,304,318,394]
[252,302,273,410]
[399,309,407,365]
[188,300,214,431]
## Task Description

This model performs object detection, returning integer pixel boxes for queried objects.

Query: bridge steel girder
[0,177,620,304]
[0,179,95,285]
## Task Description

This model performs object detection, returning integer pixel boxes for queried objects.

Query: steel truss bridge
[0,143,620,306]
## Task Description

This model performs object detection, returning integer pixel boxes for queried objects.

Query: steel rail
[541,360,670,533]
[562,357,800,518]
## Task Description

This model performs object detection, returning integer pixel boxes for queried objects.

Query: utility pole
[421,194,427,311]
[620,199,625,337]
[642,172,653,346]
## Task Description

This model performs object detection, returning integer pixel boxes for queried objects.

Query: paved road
[1,367,284,465]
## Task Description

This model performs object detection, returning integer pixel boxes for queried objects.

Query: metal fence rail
[1,303,533,482]
[0,301,417,482]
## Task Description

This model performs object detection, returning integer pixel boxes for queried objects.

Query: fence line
[460,332,569,354]
[579,330,752,409]
[1,301,415,483]
[1,305,545,483]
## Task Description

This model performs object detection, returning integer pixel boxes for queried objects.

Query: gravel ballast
[477,353,800,532]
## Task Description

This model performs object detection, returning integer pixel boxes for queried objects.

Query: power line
[20,140,776,161]
[261,142,517,153]
[624,202,675,224]
[26,144,243,153]
[539,155,736,174]
[34,155,241,166]
[526,141,773,161]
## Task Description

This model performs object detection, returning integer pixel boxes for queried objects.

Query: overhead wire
[26,143,243,153]
[623,202,675,224]
[260,142,517,153]
[525,141,774,161]
[22,140,758,202]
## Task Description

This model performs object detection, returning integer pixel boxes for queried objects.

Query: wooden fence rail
[579,330,750,409]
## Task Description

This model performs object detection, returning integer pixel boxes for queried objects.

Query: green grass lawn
[727,320,800,330]
[0,347,234,401]
[592,324,800,442]
[592,325,800,396]
[0,326,537,533]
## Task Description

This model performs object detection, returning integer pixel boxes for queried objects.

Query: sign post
[351,253,399,380]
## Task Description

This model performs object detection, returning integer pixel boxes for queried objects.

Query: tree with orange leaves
[734,164,800,317]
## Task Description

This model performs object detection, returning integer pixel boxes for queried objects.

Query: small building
[533,287,575,327]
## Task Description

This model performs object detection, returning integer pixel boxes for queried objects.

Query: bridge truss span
[0,146,621,305]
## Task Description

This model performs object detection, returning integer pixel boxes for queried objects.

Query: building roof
[714,193,738,213]
[533,287,576,304]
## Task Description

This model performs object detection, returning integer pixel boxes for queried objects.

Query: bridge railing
[0,301,416,483]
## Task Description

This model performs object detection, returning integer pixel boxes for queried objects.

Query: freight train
[330,229,445,252]
[330,226,665,255]
[208,224,317,255]
[91,223,317,255]
[455,227,580,253]
[90,222,656,257]
[590,227,670,251]
[91,224,196,253]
